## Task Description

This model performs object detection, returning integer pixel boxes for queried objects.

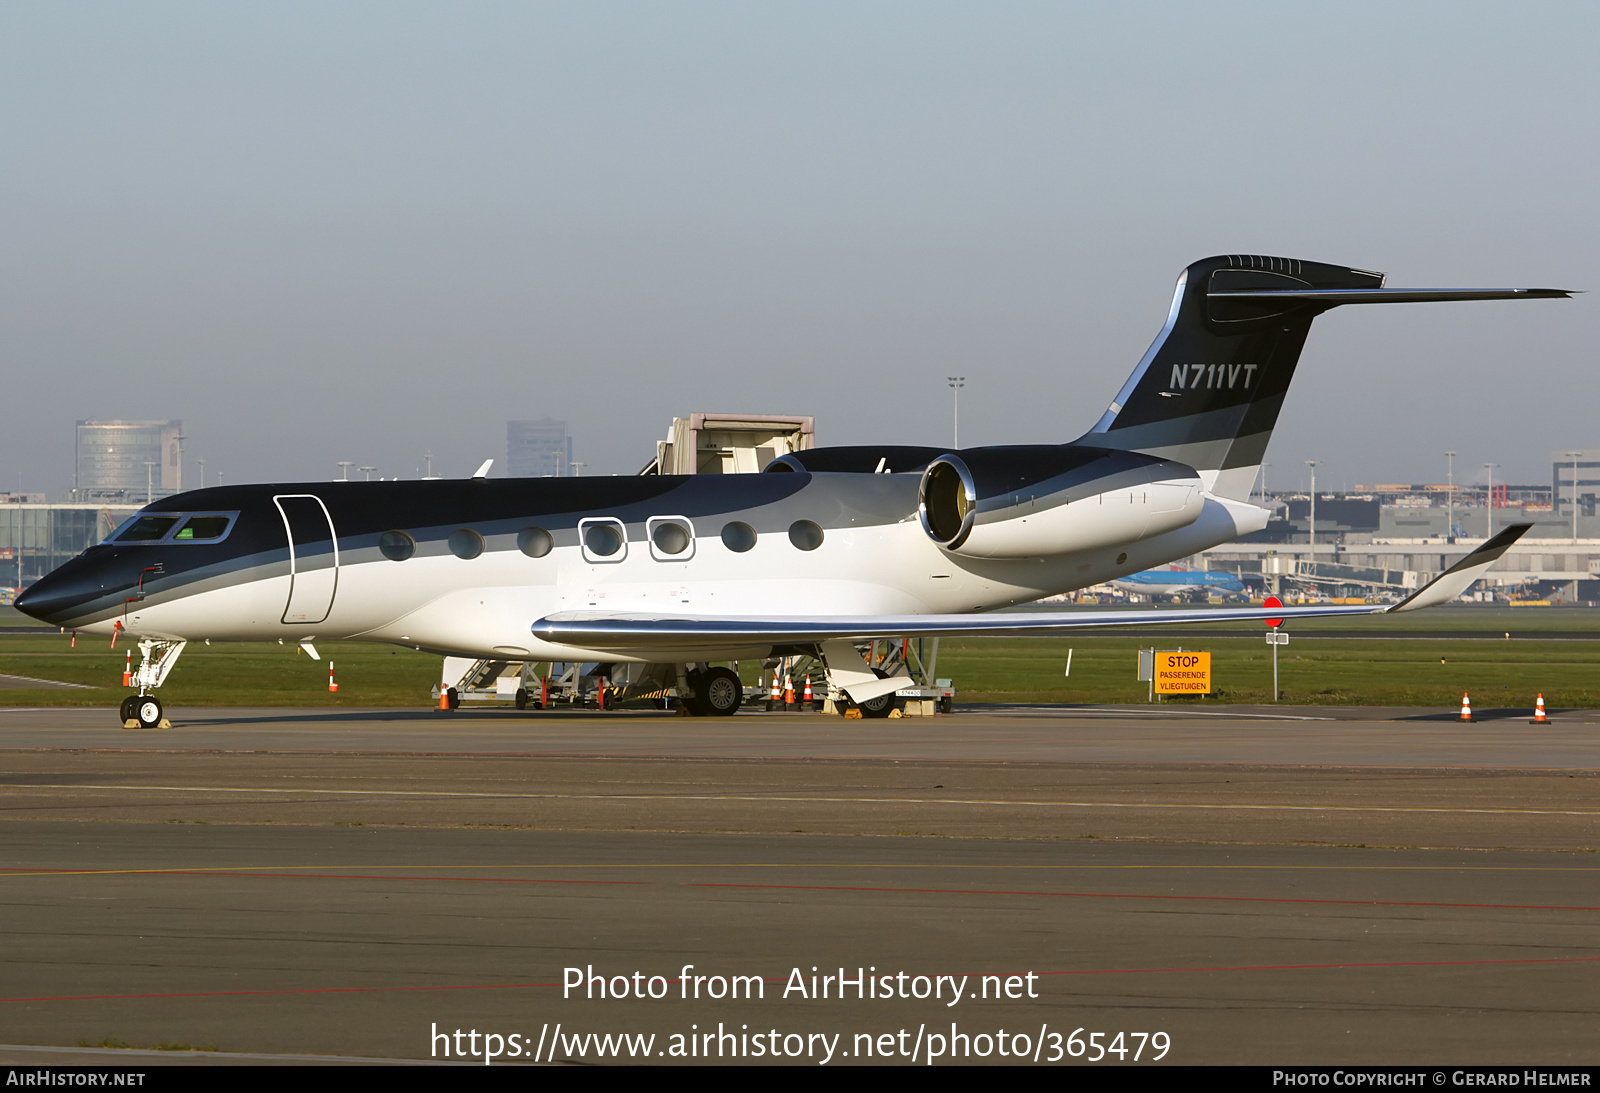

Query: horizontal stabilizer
[1210,287,1572,306]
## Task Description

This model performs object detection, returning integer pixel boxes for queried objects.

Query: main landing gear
[679,666,742,717]
[121,639,186,729]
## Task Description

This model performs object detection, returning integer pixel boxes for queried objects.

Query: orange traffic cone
[122,650,132,687]
[1530,693,1549,724]
[783,671,795,709]
[803,673,814,710]
[438,690,450,710]
[1459,692,1474,723]
[768,672,780,711]
[328,662,338,692]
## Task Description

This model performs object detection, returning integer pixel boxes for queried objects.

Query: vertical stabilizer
[1078,255,1382,500]
[1078,256,1568,500]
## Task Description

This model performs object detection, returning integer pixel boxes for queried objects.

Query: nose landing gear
[120,639,185,728]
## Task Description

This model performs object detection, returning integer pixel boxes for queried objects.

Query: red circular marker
[1263,595,1283,629]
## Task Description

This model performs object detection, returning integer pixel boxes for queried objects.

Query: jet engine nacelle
[917,446,1204,559]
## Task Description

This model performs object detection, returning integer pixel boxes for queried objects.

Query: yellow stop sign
[1154,651,1211,695]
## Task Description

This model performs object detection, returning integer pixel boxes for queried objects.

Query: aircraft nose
[13,557,120,627]
[13,575,64,625]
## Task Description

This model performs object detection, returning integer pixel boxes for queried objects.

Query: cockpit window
[117,516,181,542]
[110,512,237,544]
[174,515,231,541]
[104,515,142,543]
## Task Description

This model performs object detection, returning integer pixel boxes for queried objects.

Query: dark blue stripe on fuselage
[17,474,818,625]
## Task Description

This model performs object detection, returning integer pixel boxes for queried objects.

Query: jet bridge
[1263,555,1420,595]
[638,413,814,475]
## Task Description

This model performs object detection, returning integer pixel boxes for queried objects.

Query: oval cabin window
[518,527,553,558]
[379,530,415,561]
[788,520,824,551]
[652,521,691,556]
[584,523,623,557]
[721,522,757,553]
[449,528,485,560]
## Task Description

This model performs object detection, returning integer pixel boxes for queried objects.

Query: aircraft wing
[533,525,1531,650]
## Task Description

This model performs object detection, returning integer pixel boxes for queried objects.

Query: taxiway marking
[12,782,1600,817]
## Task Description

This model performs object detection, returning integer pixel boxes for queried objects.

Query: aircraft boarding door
[274,495,339,625]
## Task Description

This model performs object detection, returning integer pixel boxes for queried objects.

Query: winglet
[472,459,494,480]
[1386,523,1531,613]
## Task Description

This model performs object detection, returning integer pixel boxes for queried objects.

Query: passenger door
[274,495,339,624]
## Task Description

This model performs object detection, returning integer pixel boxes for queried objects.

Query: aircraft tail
[1077,255,1569,500]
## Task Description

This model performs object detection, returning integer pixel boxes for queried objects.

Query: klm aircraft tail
[1078,255,1569,501]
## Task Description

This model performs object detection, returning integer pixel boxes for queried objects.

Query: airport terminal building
[1194,473,1600,601]
[0,499,139,595]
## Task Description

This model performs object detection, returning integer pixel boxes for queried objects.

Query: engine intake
[917,446,1203,558]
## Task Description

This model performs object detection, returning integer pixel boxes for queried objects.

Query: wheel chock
[158,719,172,729]
[123,719,140,729]
[844,708,863,719]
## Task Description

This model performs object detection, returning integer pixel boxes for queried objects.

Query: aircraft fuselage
[19,463,1264,664]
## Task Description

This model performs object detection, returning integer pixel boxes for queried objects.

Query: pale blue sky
[2,2,1594,492]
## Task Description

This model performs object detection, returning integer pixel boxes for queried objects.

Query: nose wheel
[122,695,164,729]
[135,696,164,729]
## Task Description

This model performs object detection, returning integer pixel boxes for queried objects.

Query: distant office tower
[507,419,573,477]
[1553,449,1600,518]
[75,420,184,500]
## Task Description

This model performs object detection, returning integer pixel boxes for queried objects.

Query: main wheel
[695,666,743,717]
[515,688,529,710]
[134,695,163,729]
[855,668,901,719]
[119,695,138,723]
[857,691,897,718]
[446,687,460,711]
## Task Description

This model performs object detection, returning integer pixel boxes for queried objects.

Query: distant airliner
[1112,568,1247,599]
[16,255,1563,726]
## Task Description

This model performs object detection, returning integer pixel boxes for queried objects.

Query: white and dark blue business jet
[17,256,1568,727]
